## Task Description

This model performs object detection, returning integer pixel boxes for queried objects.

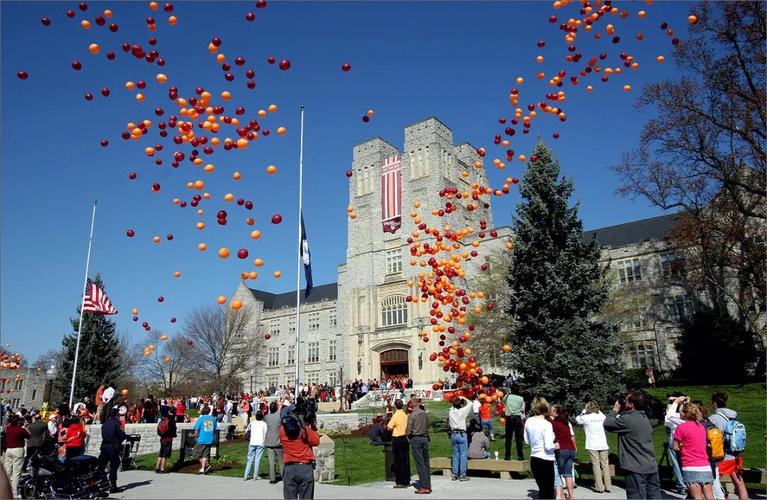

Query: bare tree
[613,1,765,220]
[32,349,65,371]
[183,305,259,396]
[138,332,195,397]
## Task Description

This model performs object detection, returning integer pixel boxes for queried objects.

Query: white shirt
[448,402,473,431]
[101,387,115,404]
[246,420,268,446]
[664,404,684,432]
[575,411,609,451]
[524,416,556,460]
[472,400,481,415]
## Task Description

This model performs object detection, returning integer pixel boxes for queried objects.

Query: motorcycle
[18,447,111,499]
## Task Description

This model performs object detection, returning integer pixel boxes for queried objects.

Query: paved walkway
[113,470,685,499]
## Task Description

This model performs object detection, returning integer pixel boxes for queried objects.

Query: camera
[294,396,317,427]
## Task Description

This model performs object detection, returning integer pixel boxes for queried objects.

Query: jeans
[392,436,411,486]
[588,449,611,492]
[668,434,685,489]
[625,471,662,500]
[480,419,494,438]
[530,456,555,499]
[450,432,468,477]
[504,416,524,460]
[410,436,431,490]
[283,462,314,499]
[244,445,265,479]
[267,447,283,481]
[556,449,576,478]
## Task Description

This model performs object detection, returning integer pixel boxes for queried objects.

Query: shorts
[192,444,211,460]
[683,469,714,485]
[159,441,172,458]
[718,456,743,476]
[557,449,576,478]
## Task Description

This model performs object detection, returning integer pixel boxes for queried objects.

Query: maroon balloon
[109,23,118,32]
[72,60,82,71]
[271,214,282,224]
[126,229,135,237]
[106,51,116,60]
[166,233,173,240]
[362,115,370,123]
[256,0,267,8]
[66,9,75,18]
[278,59,291,71]
[264,334,271,340]
[237,248,249,259]
[346,170,353,177]
[341,63,351,72]
[164,3,174,12]
[245,11,255,21]
[246,80,256,89]
[170,317,177,323]
[99,139,109,147]
[101,87,110,97]
[158,296,164,302]
[41,17,51,26]
[16,71,28,80]
[267,56,275,64]
[211,36,222,47]
[234,56,245,66]
[187,339,193,345]
[152,183,160,191]
[128,172,137,180]
[133,316,138,321]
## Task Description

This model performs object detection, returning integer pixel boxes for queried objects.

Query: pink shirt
[673,421,709,468]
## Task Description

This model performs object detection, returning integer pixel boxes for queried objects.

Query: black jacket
[100,417,126,449]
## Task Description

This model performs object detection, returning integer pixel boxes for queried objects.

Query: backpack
[157,417,169,437]
[282,413,302,440]
[723,416,746,454]
[703,419,725,462]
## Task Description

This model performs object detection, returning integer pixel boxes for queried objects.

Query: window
[31,390,37,401]
[660,252,685,279]
[267,347,280,367]
[269,319,281,337]
[14,379,23,391]
[285,374,295,388]
[306,372,320,385]
[328,369,338,387]
[328,339,337,362]
[381,295,408,327]
[627,343,656,369]
[621,307,649,332]
[266,376,279,389]
[329,309,337,327]
[308,312,320,331]
[286,347,295,366]
[11,399,20,409]
[668,294,697,322]
[308,342,320,363]
[385,249,402,275]
[617,258,642,284]
[289,318,296,336]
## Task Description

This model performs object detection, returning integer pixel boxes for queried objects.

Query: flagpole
[293,106,305,392]
[69,201,97,409]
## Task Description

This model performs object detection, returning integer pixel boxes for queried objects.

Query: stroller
[119,434,141,471]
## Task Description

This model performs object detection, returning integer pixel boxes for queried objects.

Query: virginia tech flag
[300,213,313,298]
[381,156,402,234]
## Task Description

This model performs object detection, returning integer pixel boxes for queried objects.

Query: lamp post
[44,364,59,406]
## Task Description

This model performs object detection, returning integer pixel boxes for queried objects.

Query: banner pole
[293,106,305,393]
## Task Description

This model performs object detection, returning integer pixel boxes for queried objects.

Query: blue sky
[1,1,694,362]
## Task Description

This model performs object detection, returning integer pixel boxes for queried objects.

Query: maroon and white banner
[381,155,402,234]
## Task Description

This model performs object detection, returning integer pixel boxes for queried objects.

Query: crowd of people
[343,377,414,408]
[0,381,752,500]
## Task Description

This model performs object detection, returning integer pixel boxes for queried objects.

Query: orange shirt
[279,425,320,464]
[479,403,491,421]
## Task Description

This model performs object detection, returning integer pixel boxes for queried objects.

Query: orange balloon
[250,230,262,240]
[248,271,258,280]
[273,271,282,278]
[218,247,230,259]
[216,295,227,304]
[174,271,181,278]
[688,14,698,24]
[156,73,168,84]
[168,15,177,25]
[198,243,208,251]
[163,356,171,363]
[276,127,286,135]
[231,299,243,310]
[153,236,161,244]
[502,344,511,353]
[160,334,168,341]
[266,165,277,175]
[121,389,128,396]
[81,20,91,29]
[132,308,139,315]
[88,43,100,55]
[254,258,264,267]
[233,171,241,180]
[268,104,278,113]
[656,55,665,63]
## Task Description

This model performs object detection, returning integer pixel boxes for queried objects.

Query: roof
[582,213,680,247]
[247,283,338,310]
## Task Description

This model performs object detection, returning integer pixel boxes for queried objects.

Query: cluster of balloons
[0,351,23,370]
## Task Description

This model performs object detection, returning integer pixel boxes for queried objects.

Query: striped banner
[381,155,402,234]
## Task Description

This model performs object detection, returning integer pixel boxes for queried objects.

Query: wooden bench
[430,457,616,480]
[430,457,530,480]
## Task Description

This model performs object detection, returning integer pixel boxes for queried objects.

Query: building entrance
[380,349,409,379]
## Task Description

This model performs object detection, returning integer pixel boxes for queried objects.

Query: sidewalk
[112,470,676,499]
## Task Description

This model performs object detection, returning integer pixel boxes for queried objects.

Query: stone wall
[83,422,229,456]
[314,434,335,482]
[315,413,374,433]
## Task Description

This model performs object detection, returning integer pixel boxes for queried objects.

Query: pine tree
[54,275,123,403]
[507,141,623,412]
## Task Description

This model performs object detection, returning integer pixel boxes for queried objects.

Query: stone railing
[314,434,335,482]
[83,422,229,456]
[350,389,443,410]
[315,413,374,433]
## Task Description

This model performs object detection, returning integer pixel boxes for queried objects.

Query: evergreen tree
[54,275,123,402]
[507,142,623,412]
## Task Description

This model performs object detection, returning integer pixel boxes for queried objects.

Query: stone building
[0,368,48,410]
[233,117,695,390]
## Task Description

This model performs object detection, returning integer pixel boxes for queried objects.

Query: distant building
[233,118,697,391]
[0,368,48,410]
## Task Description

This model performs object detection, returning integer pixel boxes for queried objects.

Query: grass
[135,383,765,489]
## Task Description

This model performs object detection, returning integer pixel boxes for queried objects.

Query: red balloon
[166,233,173,240]
[16,71,28,80]
[126,229,135,237]
[128,172,137,180]
[256,0,267,8]
[265,333,271,340]
[271,214,282,224]
[187,339,193,345]
[362,115,370,123]
[78,2,87,11]
[267,56,276,64]
[101,87,110,97]
[158,296,164,302]
[66,9,75,18]
[278,59,291,71]
[170,317,177,323]
[41,17,51,26]
[237,248,249,259]
[152,183,160,192]
[245,12,255,21]
[84,92,93,101]
[341,63,351,72]
[346,170,353,177]
[99,139,109,147]
[72,60,82,71]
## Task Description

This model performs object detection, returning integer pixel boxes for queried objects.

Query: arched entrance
[380,349,409,379]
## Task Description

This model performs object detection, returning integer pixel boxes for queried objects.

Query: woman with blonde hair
[576,401,611,493]
[524,397,556,499]
[673,403,714,499]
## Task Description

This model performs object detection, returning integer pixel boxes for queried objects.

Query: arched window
[381,295,408,327]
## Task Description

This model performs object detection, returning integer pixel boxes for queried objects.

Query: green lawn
[136,383,765,489]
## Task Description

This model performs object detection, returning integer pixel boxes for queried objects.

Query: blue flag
[300,213,313,298]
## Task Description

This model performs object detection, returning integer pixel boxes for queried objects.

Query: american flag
[82,279,118,315]
[381,155,402,234]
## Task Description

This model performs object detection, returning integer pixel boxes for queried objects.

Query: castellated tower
[338,117,509,387]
